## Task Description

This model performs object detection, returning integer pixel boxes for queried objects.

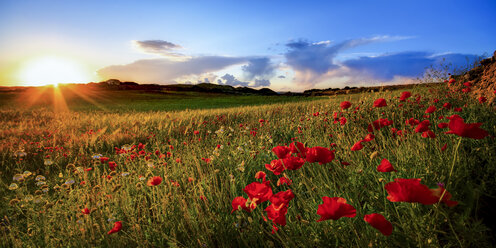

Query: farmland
[1,82,495,247]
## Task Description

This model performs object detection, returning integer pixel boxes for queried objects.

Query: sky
[0,0,495,91]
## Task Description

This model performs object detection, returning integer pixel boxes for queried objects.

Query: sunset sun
[16,56,94,86]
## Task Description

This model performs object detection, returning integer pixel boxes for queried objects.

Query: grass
[0,83,495,247]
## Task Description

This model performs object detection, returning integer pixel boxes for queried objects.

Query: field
[1,83,495,247]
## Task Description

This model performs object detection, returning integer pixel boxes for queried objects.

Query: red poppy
[443,102,452,109]
[373,98,387,107]
[364,213,393,236]
[446,115,489,139]
[415,120,430,133]
[362,133,375,142]
[107,221,122,235]
[100,157,109,164]
[405,118,420,127]
[289,142,307,157]
[265,159,285,175]
[231,196,251,213]
[463,82,473,87]
[277,176,292,186]
[272,145,291,159]
[282,156,306,170]
[81,208,90,215]
[255,171,267,181]
[305,146,335,165]
[265,203,288,226]
[438,122,448,128]
[448,78,456,84]
[339,117,347,125]
[340,101,352,110]
[367,118,393,132]
[462,87,471,93]
[377,159,396,172]
[431,186,458,207]
[147,176,162,186]
[479,96,487,103]
[316,197,356,222]
[441,143,447,151]
[108,161,117,171]
[454,107,462,112]
[384,178,439,205]
[425,106,436,114]
[421,130,436,138]
[399,91,411,101]
[243,181,273,207]
[270,189,295,208]
[351,140,364,151]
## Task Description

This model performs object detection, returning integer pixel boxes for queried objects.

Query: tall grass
[0,83,495,247]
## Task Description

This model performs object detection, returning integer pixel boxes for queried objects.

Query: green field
[1,83,495,247]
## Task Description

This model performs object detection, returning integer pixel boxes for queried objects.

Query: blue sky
[0,0,495,91]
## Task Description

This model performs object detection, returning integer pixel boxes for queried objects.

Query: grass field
[1,83,495,247]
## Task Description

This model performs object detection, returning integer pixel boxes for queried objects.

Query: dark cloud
[242,57,275,80]
[342,52,480,81]
[253,79,271,87]
[284,37,395,75]
[278,75,286,78]
[98,56,250,84]
[219,73,250,87]
[133,40,183,56]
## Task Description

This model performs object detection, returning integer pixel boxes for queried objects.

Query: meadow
[0,82,495,247]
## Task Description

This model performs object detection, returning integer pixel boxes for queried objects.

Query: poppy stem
[447,137,462,186]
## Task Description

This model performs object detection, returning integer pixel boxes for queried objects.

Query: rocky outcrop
[453,51,496,104]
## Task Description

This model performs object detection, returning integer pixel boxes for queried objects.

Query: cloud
[219,73,250,87]
[242,57,276,80]
[342,52,480,81]
[284,36,414,87]
[253,79,271,87]
[133,40,183,57]
[98,56,250,84]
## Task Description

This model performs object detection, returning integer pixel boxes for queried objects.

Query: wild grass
[0,83,495,247]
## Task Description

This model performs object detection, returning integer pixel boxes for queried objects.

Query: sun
[16,56,95,86]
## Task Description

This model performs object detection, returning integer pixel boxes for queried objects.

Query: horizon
[0,0,495,91]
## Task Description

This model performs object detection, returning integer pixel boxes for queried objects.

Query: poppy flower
[340,101,352,110]
[277,176,292,186]
[399,91,411,101]
[438,122,448,129]
[421,130,436,138]
[373,98,387,108]
[81,208,90,215]
[289,142,306,157]
[425,106,436,114]
[108,161,117,171]
[269,189,295,208]
[147,176,162,186]
[384,178,439,205]
[231,196,250,213]
[265,204,288,226]
[364,213,393,236]
[367,118,393,132]
[255,171,267,181]
[107,221,122,235]
[377,159,396,172]
[454,107,462,112]
[243,181,273,206]
[339,117,347,125]
[479,96,487,103]
[282,156,306,170]
[265,159,285,175]
[362,133,375,142]
[351,140,364,151]
[305,146,335,164]
[441,143,447,151]
[463,82,473,87]
[415,120,430,133]
[430,186,458,207]
[448,78,456,84]
[443,102,452,109]
[405,118,420,127]
[446,115,489,139]
[316,197,356,222]
[272,145,291,159]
